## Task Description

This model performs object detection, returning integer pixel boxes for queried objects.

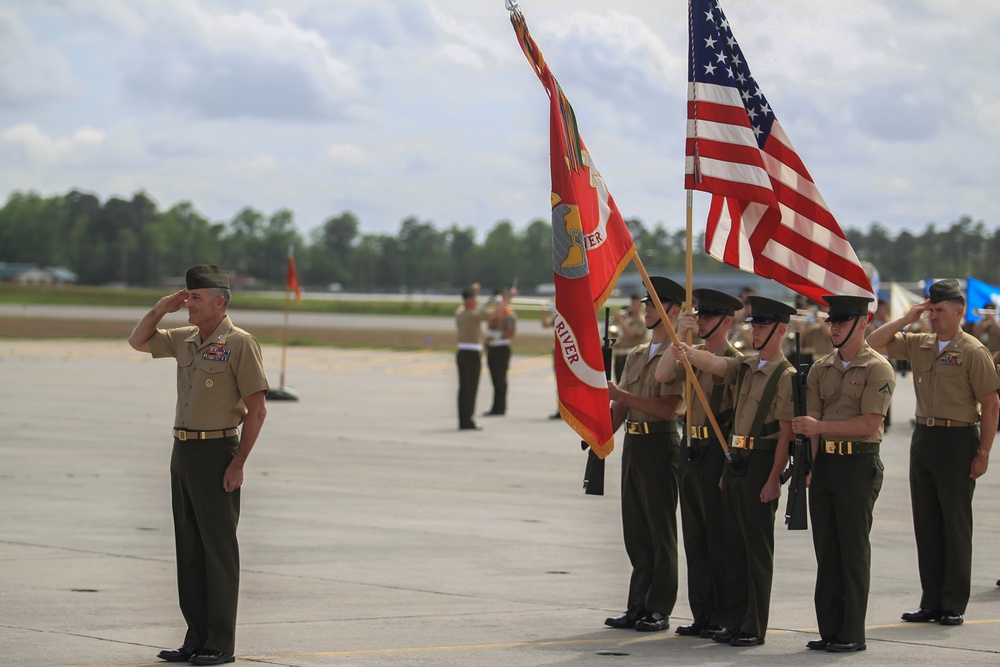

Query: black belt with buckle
[173,427,239,441]
[823,441,879,455]
[915,417,975,428]
[625,420,678,435]
[730,435,777,452]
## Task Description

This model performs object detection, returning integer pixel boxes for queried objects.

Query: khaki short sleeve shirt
[148,315,269,430]
[722,352,795,437]
[886,330,1000,422]
[621,341,685,421]
[455,307,490,345]
[674,341,741,427]
[806,343,895,442]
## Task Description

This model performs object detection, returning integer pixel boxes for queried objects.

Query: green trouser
[809,452,883,644]
[621,431,680,614]
[910,425,978,613]
[170,437,241,654]
[456,349,481,428]
[678,437,728,627]
[720,449,777,637]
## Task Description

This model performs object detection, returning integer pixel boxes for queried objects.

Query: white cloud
[0,0,999,240]
[0,8,78,109]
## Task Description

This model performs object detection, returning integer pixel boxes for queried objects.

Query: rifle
[582,307,614,495]
[784,332,811,530]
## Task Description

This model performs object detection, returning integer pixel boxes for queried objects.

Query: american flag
[686,0,873,304]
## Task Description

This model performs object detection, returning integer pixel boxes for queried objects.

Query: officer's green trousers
[170,437,240,654]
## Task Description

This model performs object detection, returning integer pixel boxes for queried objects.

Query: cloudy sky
[2,0,998,240]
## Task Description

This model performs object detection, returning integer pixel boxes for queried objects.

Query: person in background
[455,284,510,430]
[612,293,648,383]
[483,286,518,416]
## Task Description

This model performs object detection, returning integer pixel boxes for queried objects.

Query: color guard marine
[792,295,894,653]
[672,295,796,647]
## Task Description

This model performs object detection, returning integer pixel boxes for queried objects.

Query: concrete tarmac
[1,338,999,666]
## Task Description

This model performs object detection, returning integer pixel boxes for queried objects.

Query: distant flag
[286,246,303,304]
[686,0,873,305]
[509,3,636,459]
[966,277,1000,324]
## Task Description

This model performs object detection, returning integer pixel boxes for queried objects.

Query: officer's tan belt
[915,417,975,428]
[173,427,239,441]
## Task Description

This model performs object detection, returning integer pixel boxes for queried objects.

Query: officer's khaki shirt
[149,315,269,430]
[721,352,795,437]
[674,341,741,428]
[455,306,491,345]
[486,309,517,347]
[886,330,1000,423]
[807,343,895,443]
[621,340,685,422]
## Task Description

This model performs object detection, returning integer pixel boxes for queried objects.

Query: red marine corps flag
[510,3,636,459]
[687,0,874,304]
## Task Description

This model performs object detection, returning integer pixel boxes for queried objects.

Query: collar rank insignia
[202,344,230,362]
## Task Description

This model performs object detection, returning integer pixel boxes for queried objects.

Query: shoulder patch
[878,382,891,395]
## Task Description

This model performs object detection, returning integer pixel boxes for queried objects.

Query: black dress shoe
[156,645,199,662]
[729,633,764,647]
[901,607,942,622]
[189,650,235,665]
[699,625,723,639]
[806,638,830,650]
[482,410,504,416]
[635,611,669,632]
[459,423,483,430]
[940,610,964,625]
[675,620,707,636]
[827,640,866,652]
[549,411,562,420]
[710,628,734,644]
[604,606,645,629]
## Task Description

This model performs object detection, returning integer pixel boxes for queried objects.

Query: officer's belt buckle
[731,435,753,450]
[926,417,936,427]
[825,441,854,455]
[177,430,188,441]
[626,421,649,435]
[689,425,710,439]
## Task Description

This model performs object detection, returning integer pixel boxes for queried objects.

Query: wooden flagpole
[630,253,731,456]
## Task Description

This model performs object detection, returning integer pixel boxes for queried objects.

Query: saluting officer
[604,276,686,633]
[868,279,1000,626]
[792,295,894,653]
[483,287,518,416]
[654,288,743,638]
[454,285,511,431]
[674,295,796,647]
[128,265,269,666]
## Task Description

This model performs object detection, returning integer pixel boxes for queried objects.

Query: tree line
[0,189,995,291]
